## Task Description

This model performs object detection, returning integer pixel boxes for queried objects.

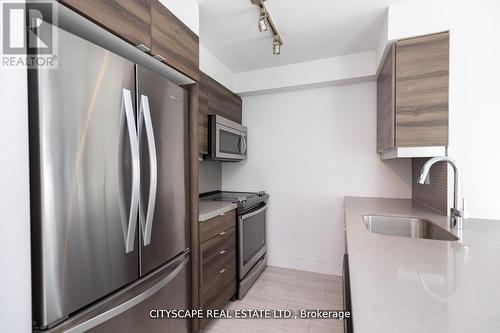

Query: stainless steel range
[204,191,269,299]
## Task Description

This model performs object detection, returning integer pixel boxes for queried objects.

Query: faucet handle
[461,198,470,219]
[451,198,469,219]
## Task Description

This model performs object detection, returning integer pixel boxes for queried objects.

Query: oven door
[210,116,247,161]
[238,203,267,279]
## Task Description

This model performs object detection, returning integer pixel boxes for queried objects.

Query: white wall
[234,51,376,95]
[0,66,31,333]
[387,0,500,219]
[199,160,222,194]
[200,44,236,91]
[222,82,412,275]
[0,1,32,329]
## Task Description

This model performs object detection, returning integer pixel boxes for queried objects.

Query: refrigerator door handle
[138,94,158,246]
[122,89,140,253]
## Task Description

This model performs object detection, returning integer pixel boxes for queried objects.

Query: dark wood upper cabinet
[198,72,209,154]
[207,77,242,124]
[59,0,151,49]
[395,32,449,147]
[377,32,449,153]
[377,44,395,152]
[197,73,242,154]
[151,0,200,81]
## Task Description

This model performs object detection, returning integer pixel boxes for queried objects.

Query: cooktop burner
[210,191,265,204]
[203,191,268,211]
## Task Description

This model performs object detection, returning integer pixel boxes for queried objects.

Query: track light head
[273,37,281,55]
[251,0,283,55]
[258,12,268,32]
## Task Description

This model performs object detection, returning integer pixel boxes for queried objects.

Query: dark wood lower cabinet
[342,254,353,333]
[198,211,237,331]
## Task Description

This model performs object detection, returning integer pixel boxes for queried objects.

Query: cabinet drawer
[201,259,236,309]
[59,0,151,49]
[200,209,236,243]
[200,278,236,330]
[201,226,235,281]
[201,226,235,267]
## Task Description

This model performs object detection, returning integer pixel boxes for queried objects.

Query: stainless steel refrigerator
[29,24,190,333]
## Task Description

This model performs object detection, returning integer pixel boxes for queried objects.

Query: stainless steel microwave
[209,115,247,161]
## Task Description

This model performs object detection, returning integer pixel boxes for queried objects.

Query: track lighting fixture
[258,11,268,32]
[251,0,284,55]
[273,37,281,55]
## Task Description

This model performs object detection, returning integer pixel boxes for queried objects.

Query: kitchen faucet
[417,156,468,230]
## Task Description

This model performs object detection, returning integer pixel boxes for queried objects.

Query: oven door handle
[240,202,268,220]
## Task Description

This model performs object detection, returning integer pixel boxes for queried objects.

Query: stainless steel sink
[363,215,459,241]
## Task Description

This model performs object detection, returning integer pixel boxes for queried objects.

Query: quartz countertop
[344,196,500,333]
[199,200,237,222]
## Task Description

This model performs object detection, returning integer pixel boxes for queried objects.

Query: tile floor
[205,266,344,333]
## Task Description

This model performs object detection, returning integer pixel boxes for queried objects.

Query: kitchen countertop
[344,196,500,333]
[199,200,237,222]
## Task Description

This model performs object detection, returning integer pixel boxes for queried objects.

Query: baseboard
[267,255,342,276]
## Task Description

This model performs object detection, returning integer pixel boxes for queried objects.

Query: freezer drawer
[40,252,191,333]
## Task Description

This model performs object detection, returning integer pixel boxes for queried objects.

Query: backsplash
[199,160,221,194]
[412,158,448,215]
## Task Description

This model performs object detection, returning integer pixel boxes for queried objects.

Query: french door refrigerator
[29,24,190,333]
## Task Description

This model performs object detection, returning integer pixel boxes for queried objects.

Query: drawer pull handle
[135,44,150,52]
[220,269,226,274]
[219,250,226,255]
[219,231,226,236]
[153,54,166,62]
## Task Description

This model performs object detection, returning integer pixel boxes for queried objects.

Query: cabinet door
[395,32,449,147]
[151,0,200,81]
[377,45,395,152]
[59,0,151,49]
[208,77,242,124]
[198,72,209,154]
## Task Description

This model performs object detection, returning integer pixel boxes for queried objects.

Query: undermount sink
[363,215,459,241]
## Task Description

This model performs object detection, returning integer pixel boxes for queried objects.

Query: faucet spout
[418,156,467,230]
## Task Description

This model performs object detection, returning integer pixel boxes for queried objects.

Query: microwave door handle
[139,95,158,246]
[242,136,247,155]
[238,135,244,155]
[121,89,140,253]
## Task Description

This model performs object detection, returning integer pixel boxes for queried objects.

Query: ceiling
[198,0,408,73]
